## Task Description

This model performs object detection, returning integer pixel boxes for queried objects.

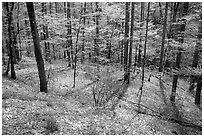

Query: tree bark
[138,2,145,67]
[189,13,202,93]
[170,48,182,102]
[159,2,168,72]
[17,2,22,60]
[195,76,202,105]
[124,2,130,84]
[170,2,188,103]
[127,2,135,83]
[94,2,100,65]
[5,2,16,79]
[66,2,73,67]
[81,2,86,64]
[55,2,58,13]
[141,2,150,84]
[26,2,47,93]
[120,19,124,65]
[138,2,150,112]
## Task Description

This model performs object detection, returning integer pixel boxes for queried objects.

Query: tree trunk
[120,19,124,65]
[81,2,86,64]
[170,2,188,103]
[138,2,150,112]
[17,2,22,60]
[195,76,202,105]
[26,2,47,93]
[42,3,50,62]
[170,48,182,102]
[138,2,145,67]
[141,2,150,84]
[6,2,16,79]
[55,2,58,13]
[67,2,73,67]
[127,2,135,83]
[49,2,52,14]
[94,2,100,65]
[159,2,163,21]
[133,44,137,73]
[189,13,202,93]
[73,13,82,88]
[159,2,168,72]
[124,2,130,84]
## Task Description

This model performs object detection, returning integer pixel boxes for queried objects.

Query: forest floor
[1,57,202,135]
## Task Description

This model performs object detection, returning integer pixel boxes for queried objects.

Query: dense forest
[2,2,202,135]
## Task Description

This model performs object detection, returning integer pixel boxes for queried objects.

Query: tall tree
[42,3,50,63]
[138,2,150,111]
[123,2,130,84]
[138,2,145,67]
[120,18,124,65]
[170,48,182,102]
[5,2,16,79]
[73,5,83,88]
[66,2,73,67]
[55,2,58,13]
[94,2,100,65]
[17,2,22,61]
[26,2,47,93]
[189,13,202,93]
[170,2,189,103]
[127,2,135,83]
[190,14,202,105]
[81,2,86,64]
[195,76,202,105]
[159,2,168,72]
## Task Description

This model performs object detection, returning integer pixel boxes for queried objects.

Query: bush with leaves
[92,75,125,109]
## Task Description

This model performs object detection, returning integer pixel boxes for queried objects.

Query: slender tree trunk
[127,2,135,83]
[159,2,163,21]
[107,26,115,61]
[138,2,145,67]
[195,76,202,105]
[159,2,168,72]
[42,3,50,63]
[170,48,182,102]
[6,2,16,79]
[141,2,150,84]
[17,2,22,60]
[138,2,150,112]
[81,2,86,64]
[55,2,58,13]
[120,19,124,65]
[94,2,100,66]
[67,2,73,67]
[124,2,130,84]
[26,2,47,93]
[170,2,188,103]
[133,44,137,73]
[189,13,202,93]
[49,2,52,14]
[73,17,82,88]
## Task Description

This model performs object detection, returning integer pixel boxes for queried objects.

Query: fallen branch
[120,97,202,131]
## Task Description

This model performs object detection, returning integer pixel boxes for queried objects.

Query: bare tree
[170,2,189,103]
[138,2,150,111]
[127,2,135,83]
[159,2,168,72]
[4,2,16,79]
[26,2,47,93]
[138,2,145,67]
[81,2,86,64]
[123,2,130,84]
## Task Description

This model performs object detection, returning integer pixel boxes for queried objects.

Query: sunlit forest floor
[2,57,202,135]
